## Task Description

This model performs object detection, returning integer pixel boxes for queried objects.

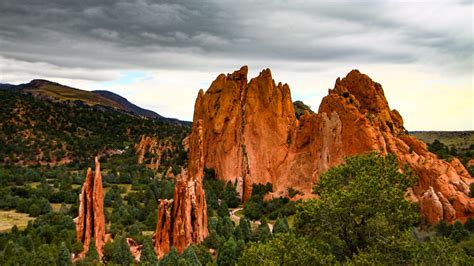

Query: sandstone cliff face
[75,157,107,257]
[155,121,208,257]
[191,66,474,223]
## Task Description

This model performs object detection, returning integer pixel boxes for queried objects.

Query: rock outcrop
[75,157,107,257]
[155,121,208,257]
[190,66,474,223]
[126,238,142,262]
[135,135,174,170]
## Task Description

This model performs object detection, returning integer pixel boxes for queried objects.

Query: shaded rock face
[75,157,107,257]
[191,66,474,223]
[155,121,208,257]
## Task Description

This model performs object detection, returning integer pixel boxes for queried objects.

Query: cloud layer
[0,0,472,129]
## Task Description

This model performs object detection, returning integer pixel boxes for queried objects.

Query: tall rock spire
[75,157,106,257]
[155,120,208,257]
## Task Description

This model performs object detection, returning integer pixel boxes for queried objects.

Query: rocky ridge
[190,66,473,224]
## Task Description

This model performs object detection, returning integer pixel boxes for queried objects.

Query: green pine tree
[112,235,134,265]
[57,242,72,266]
[139,237,158,265]
[234,218,252,242]
[218,201,229,217]
[217,237,238,266]
[272,217,289,234]
[160,247,179,266]
[86,238,100,261]
[254,218,272,242]
[180,246,201,265]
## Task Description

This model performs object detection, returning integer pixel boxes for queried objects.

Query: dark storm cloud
[0,0,471,80]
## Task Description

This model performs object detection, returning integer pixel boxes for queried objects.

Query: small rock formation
[190,66,474,223]
[155,121,208,257]
[135,135,174,170]
[126,238,142,262]
[75,157,107,257]
[468,159,474,168]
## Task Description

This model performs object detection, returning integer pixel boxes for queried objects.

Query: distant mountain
[0,83,18,90]
[1,79,189,124]
[93,90,162,119]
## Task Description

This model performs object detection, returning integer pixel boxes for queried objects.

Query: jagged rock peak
[229,65,248,80]
[188,66,474,223]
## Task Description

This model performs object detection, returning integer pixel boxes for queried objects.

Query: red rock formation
[75,157,107,257]
[135,135,174,170]
[126,238,142,262]
[190,66,474,223]
[468,159,474,168]
[155,120,208,257]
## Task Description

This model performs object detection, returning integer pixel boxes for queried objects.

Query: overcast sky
[0,0,472,130]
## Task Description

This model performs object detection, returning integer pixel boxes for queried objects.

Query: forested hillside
[0,90,189,168]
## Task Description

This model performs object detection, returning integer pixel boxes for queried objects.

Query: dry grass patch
[0,210,34,232]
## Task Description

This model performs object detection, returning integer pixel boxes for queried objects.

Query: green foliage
[436,220,453,237]
[254,218,272,243]
[203,229,224,250]
[86,238,100,262]
[57,241,72,266]
[450,221,470,243]
[217,216,235,240]
[218,201,229,218]
[104,235,134,265]
[223,181,240,208]
[139,237,158,265]
[243,200,263,220]
[272,217,289,234]
[428,139,453,160]
[234,218,252,242]
[181,246,201,266]
[251,182,273,198]
[191,245,211,265]
[287,187,302,198]
[0,90,190,168]
[238,233,334,266]
[33,244,57,266]
[295,153,419,260]
[351,235,474,265]
[159,247,180,266]
[217,237,239,266]
[470,183,474,198]
[293,100,314,119]
[243,185,295,220]
[427,138,474,172]
[465,218,474,232]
